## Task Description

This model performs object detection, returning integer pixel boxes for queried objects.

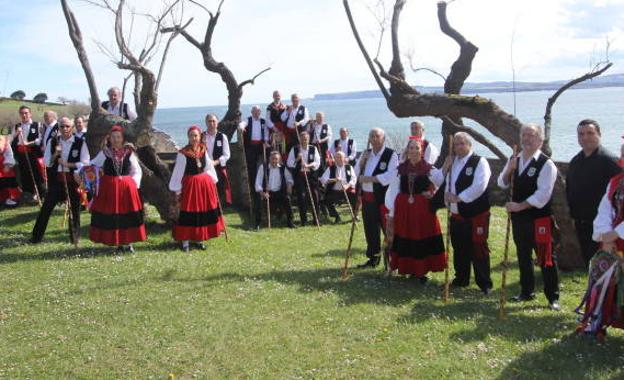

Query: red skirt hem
[173,222,224,241]
[389,251,447,277]
[89,226,147,246]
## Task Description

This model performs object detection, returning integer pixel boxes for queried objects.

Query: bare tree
[61,0,184,222]
[343,0,612,269]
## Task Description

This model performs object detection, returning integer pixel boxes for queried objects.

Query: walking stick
[443,135,454,303]
[342,141,370,279]
[18,128,42,207]
[237,128,254,216]
[499,145,518,320]
[60,161,78,250]
[295,130,321,230]
[328,151,356,222]
[216,191,230,243]
[262,146,271,229]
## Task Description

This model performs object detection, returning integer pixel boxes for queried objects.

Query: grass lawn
[0,98,88,133]
[1,205,623,379]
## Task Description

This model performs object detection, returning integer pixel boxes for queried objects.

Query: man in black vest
[287,131,320,226]
[204,114,232,206]
[320,151,357,224]
[254,151,296,229]
[281,93,309,153]
[566,119,620,267]
[354,128,399,268]
[410,120,439,165]
[31,117,90,244]
[330,127,357,166]
[11,105,46,201]
[239,106,270,193]
[440,133,493,294]
[42,110,60,190]
[101,86,136,121]
[266,90,287,154]
[309,112,333,170]
[498,124,560,311]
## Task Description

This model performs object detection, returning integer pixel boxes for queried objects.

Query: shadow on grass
[0,209,39,226]
[312,248,366,258]
[0,245,120,264]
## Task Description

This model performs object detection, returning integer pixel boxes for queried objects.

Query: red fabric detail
[89,226,146,246]
[110,125,124,134]
[249,140,263,145]
[389,251,447,276]
[534,216,553,267]
[173,173,224,241]
[187,125,201,135]
[361,191,375,203]
[471,211,490,259]
[216,166,232,205]
[394,193,442,240]
[36,157,46,180]
[618,159,624,169]
[0,154,20,201]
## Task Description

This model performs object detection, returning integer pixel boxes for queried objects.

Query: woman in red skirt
[385,138,446,283]
[89,125,146,252]
[0,135,20,207]
[169,125,224,252]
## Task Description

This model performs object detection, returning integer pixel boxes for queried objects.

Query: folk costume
[169,127,224,247]
[89,126,146,249]
[319,162,357,223]
[287,142,321,226]
[254,161,295,228]
[329,137,357,165]
[0,136,20,206]
[385,160,446,277]
[11,120,46,198]
[204,129,232,205]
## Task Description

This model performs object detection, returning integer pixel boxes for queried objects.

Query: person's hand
[213,159,220,167]
[601,231,619,243]
[505,201,525,213]
[445,192,460,204]
[286,185,292,195]
[262,192,270,200]
[3,164,11,174]
[421,191,433,200]
[442,155,453,174]
[58,159,68,167]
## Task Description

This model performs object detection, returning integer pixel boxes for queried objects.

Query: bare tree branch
[439,115,507,160]
[388,0,406,82]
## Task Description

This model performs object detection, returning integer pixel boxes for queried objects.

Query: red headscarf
[180,125,206,158]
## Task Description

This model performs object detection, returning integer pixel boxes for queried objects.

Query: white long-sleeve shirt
[265,103,285,130]
[105,102,137,121]
[353,146,399,193]
[320,164,357,191]
[497,149,557,209]
[287,145,320,172]
[384,166,444,218]
[310,122,332,144]
[204,132,231,167]
[329,138,358,162]
[239,117,269,143]
[12,120,41,146]
[593,180,624,241]
[41,122,58,152]
[44,135,90,173]
[91,150,142,188]
[168,151,217,194]
[281,105,310,130]
[255,163,294,192]
[1,141,15,166]
[433,152,491,214]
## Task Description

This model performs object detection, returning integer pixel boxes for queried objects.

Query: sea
[154,87,624,162]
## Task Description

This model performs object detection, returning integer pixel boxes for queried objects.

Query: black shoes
[356,258,380,269]
[287,221,297,229]
[450,279,469,288]
[511,293,536,302]
[254,223,261,231]
[334,216,342,224]
[481,287,492,296]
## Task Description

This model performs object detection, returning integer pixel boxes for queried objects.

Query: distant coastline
[313,73,624,101]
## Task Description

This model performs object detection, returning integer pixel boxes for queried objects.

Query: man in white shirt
[440,132,493,295]
[330,128,357,165]
[101,86,137,121]
[31,117,90,244]
[11,105,45,201]
[353,128,399,268]
[41,110,59,152]
[281,93,309,153]
[254,151,295,230]
[287,131,320,226]
[497,123,560,311]
[74,116,88,139]
[320,151,357,224]
[410,120,439,165]
[204,114,232,205]
[309,112,332,169]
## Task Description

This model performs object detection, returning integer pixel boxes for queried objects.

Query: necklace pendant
[196,159,202,168]
[408,195,414,204]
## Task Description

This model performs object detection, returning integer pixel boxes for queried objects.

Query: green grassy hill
[0,98,89,133]
[0,205,622,379]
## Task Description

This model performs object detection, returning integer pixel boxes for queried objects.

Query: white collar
[456,151,473,165]
[521,149,542,162]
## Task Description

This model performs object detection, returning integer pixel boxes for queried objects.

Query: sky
[0,0,623,109]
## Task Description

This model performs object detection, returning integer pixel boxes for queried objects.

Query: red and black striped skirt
[173,173,224,241]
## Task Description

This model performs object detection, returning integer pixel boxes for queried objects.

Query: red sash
[216,166,232,204]
[534,216,554,267]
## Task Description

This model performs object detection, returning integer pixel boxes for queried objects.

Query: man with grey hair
[320,150,357,224]
[354,127,399,268]
[281,93,309,151]
[239,106,270,215]
[410,120,439,164]
[566,119,620,267]
[101,86,136,121]
[42,110,60,185]
[498,123,560,310]
[438,132,493,294]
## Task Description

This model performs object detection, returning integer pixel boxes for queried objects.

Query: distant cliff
[314,73,624,101]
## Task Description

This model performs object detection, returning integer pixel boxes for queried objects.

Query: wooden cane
[295,129,321,230]
[342,141,371,279]
[262,146,271,229]
[237,128,254,216]
[498,145,518,320]
[18,128,42,207]
[443,135,454,303]
[216,190,230,243]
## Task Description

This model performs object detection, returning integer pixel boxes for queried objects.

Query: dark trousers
[574,219,599,268]
[450,217,493,291]
[323,189,356,219]
[215,166,230,206]
[362,197,385,259]
[244,144,264,193]
[255,190,294,225]
[32,175,80,244]
[294,174,319,224]
[16,151,46,197]
[512,217,560,302]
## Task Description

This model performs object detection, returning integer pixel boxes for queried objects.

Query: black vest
[12,122,43,157]
[262,165,287,193]
[293,145,317,174]
[453,154,490,218]
[244,117,266,144]
[294,105,306,122]
[183,154,207,176]
[102,151,132,176]
[44,123,59,147]
[512,152,553,219]
[334,139,354,156]
[50,136,84,174]
[102,101,130,120]
[329,164,353,184]
[370,147,395,204]
[399,174,431,194]
[313,124,329,143]
[267,103,284,123]
[209,132,225,164]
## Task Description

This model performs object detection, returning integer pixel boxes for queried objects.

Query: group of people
[3,88,624,336]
